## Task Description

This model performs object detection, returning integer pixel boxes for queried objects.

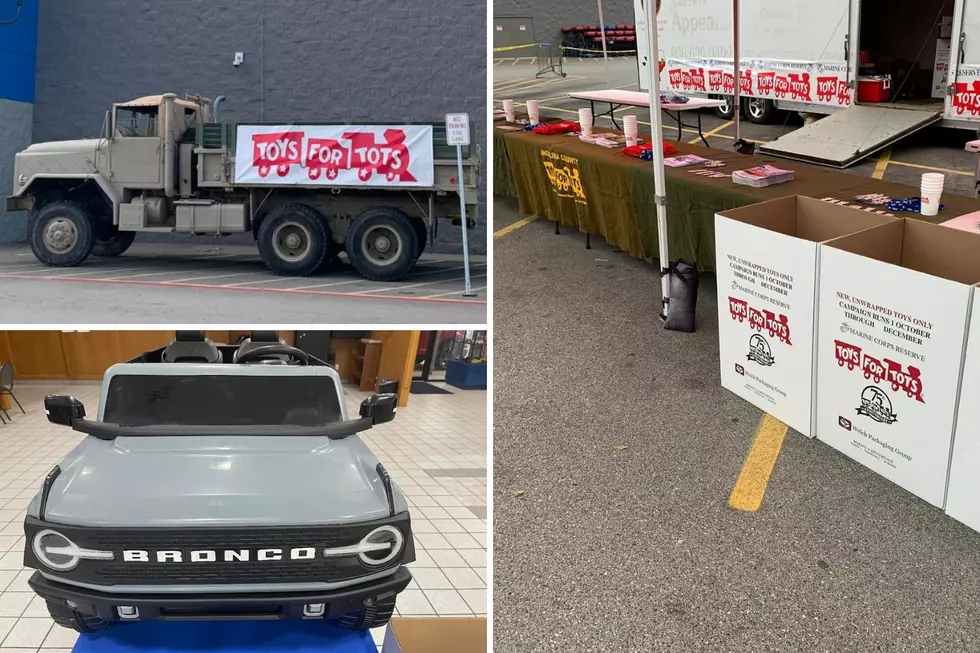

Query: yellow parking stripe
[494,216,540,239]
[888,159,973,177]
[689,120,733,144]
[728,413,788,512]
[872,147,892,180]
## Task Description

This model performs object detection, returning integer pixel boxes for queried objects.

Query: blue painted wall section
[0,0,38,103]
[0,0,38,243]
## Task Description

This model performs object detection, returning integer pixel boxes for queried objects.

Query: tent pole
[643,0,670,317]
[597,0,611,88]
[732,0,741,142]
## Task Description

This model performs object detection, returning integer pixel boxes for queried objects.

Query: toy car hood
[29,433,407,528]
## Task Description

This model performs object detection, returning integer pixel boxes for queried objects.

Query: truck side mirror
[360,394,397,425]
[44,395,85,426]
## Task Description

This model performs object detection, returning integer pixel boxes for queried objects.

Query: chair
[0,361,24,418]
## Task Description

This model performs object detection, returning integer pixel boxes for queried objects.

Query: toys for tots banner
[663,58,852,108]
[234,125,434,187]
[715,217,816,437]
[815,250,971,507]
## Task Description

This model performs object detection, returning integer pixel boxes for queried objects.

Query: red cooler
[858,75,892,102]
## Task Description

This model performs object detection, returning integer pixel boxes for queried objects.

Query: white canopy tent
[591,0,740,317]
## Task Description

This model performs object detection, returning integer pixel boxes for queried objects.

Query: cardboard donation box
[382,617,486,653]
[944,294,980,532]
[715,197,896,437]
[815,219,980,507]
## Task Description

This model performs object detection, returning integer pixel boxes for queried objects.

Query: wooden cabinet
[351,339,382,391]
[5,331,69,379]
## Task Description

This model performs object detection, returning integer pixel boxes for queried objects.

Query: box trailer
[635,0,980,167]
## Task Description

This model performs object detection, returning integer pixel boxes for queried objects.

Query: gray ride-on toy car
[23,331,414,632]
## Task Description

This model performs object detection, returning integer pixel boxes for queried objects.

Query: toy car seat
[162,331,221,363]
[234,331,287,363]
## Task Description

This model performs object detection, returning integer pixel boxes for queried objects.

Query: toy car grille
[26,514,411,586]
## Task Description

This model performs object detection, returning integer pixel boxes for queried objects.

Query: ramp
[758,105,942,168]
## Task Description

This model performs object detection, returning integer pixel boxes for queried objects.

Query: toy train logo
[833,339,924,404]
[728,297,793,346]
[249,129,417,182]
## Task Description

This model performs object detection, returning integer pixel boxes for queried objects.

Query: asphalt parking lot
[493,195,980,652]
[0,243,486,323]
[493,57,980,652]
[494,57,980,196]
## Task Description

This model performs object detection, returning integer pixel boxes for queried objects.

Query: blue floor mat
[72,621,375,653]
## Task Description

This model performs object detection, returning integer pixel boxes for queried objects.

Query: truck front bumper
[5,195,33,213]
[29,567,412,622]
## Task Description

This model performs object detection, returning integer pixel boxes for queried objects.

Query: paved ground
[492,195,980,652]
[494,57,980,196]
[0,243,486,323]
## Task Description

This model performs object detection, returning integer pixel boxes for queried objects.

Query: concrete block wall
[29,0,487,254]
[0,0,38,244]
[493,0,635,48]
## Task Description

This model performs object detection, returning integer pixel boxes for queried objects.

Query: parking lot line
[100,267,225,280]
[286,264,486,291]
[0,272,487,304]
[423,286,486,298]
[728,413,789,512]
[872,147,892,180]
[352,273,487,295]
[888,159,972,177]
[494,216,540,239]
[161,270,270,284]
[689,120,733,145]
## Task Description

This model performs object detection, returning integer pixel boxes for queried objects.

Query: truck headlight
[17,174,27,187]
[32,529,114,571]
[357,525,404,566]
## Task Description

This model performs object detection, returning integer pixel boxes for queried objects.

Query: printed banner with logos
[815,246,972,508]
[234,125,434,187]
[715,215,817,437]
[662,58,852,108]
[948,65,980,119]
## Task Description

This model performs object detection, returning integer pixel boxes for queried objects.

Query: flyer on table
[815,249,972,507]
[715,216,817,436]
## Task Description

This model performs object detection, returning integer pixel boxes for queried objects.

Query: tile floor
[0,380,487,651]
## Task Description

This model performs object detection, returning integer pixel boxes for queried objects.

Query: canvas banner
[234,125,434,187]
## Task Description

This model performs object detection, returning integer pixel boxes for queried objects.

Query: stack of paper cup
[502,99,515,122]
[623,115,638,146]
[921,172,945,216]
[579,108,593,137]
[526,100,540,125]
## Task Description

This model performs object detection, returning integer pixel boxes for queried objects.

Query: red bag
[621,142,678,158]
[532,121,580,135]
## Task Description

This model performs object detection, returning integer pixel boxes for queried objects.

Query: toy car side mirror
[44,395,86,426]
[360,394,397,425]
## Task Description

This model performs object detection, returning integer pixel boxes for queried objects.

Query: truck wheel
[336,594,396,630]
[45,599,111,633]
[745,98,775,124]
[712,95,734,119]
[257,204,329,276]
[92,230,136,257]
[346,208,418,281]
[30,201,96,267]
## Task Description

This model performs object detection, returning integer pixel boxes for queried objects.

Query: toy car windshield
[103,374,344,427]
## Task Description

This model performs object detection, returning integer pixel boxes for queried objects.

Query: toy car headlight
[32,529,113,571]
[17,174,28,187]
[357,526,404,566]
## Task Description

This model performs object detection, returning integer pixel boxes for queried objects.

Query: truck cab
[24,331,413,632]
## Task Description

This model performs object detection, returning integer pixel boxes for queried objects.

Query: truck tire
[92,230,136,257]
[745,98,775,124]
[346,208,418,281]
[257,204,330,276]
[336,593,396,630]
[712,95,735,119]
[29,201,96,267]
[45,600,111,633]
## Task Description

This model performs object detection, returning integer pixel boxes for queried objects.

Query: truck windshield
[103,375,344,427]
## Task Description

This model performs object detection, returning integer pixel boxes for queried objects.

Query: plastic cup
[579,108,593,137]
[920,190,942,217]
[526,100,540,125]
[502,100,515,122]
[922,172,945,185]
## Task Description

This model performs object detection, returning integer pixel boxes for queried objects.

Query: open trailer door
[946,0,980,123]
